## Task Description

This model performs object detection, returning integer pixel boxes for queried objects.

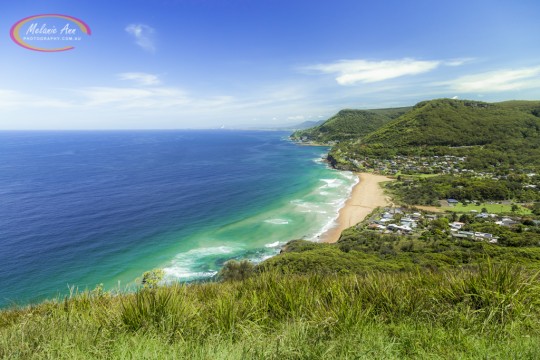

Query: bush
[218,260,255,281]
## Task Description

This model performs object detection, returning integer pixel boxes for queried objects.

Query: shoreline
[321,172,393,243]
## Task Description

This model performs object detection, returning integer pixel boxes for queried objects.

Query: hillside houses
[360,207,533,245]
[353,155,468,175]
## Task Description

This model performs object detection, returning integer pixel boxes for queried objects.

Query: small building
[453,231,474,239]
[450,222,465,230]
[496,217,518,227]
[474,232,494,240]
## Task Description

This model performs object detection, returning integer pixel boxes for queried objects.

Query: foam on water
[320,178,344,188]
[163,169,357,282]
[264,218,290,225]
[163,246,235,280]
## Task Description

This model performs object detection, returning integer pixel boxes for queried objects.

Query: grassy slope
[292,107,411,143]
[1,263,540,359]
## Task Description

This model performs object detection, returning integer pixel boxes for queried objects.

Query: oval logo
[10,14,91,52]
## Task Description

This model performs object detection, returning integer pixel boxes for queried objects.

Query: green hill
[291,107,411,143]
[361,98,540,147]
[326,99,540,172]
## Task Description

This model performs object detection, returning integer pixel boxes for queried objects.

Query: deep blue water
[0,130,354,307]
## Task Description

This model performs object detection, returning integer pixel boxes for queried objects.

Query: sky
[1,0,540,129]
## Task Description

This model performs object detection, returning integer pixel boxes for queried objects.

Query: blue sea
[0,130,356,308]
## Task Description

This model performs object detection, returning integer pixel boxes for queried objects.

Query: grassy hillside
[2,262,540,359]
[291,107,410,143]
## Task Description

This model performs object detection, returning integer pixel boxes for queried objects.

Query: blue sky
[1,0,540,129]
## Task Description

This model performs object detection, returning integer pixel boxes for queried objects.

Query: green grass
[442,202,532,215]
[1,262,540,359]
[408,173,440,178]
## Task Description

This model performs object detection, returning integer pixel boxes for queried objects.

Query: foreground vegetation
[2,262,540,359]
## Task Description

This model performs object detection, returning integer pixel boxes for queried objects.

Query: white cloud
[79,87,190,108]
[0,89,72,109]
[287,115,305,121]
[444,58,474,67]
[125,24,156,52]
[445,66,540,92]
[305,58,442,85]
[78,86,237,111]
[117,72,161,86]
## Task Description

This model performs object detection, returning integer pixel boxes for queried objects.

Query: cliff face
[326,152,356,171]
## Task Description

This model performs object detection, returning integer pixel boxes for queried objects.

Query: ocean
[0,130,356,307]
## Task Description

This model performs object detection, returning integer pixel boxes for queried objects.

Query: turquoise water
[0,131,356,307]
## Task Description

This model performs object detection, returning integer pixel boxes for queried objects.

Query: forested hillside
[324,99,540,172]
[291,107,410,143]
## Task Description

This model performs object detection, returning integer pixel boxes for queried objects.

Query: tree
[141,269,165,289]
[511,204,520,213]
[219,260,255,281]
[430,217,449,232]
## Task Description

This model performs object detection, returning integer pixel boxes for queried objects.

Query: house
[496,217,518,227]
[401,219,417,228]
[368,223,386,231]
[474,232,495,241]
[453,231,474,238]
[447,199,459,206]
[450,222,465,230]
[387,224,412,233]
[411,212,422,220]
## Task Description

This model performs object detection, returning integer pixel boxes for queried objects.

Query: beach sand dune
[322,173,392,243]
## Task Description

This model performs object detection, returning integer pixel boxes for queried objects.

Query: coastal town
[361,206,540,245]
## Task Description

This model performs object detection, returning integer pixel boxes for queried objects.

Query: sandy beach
[322,173,392,243]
